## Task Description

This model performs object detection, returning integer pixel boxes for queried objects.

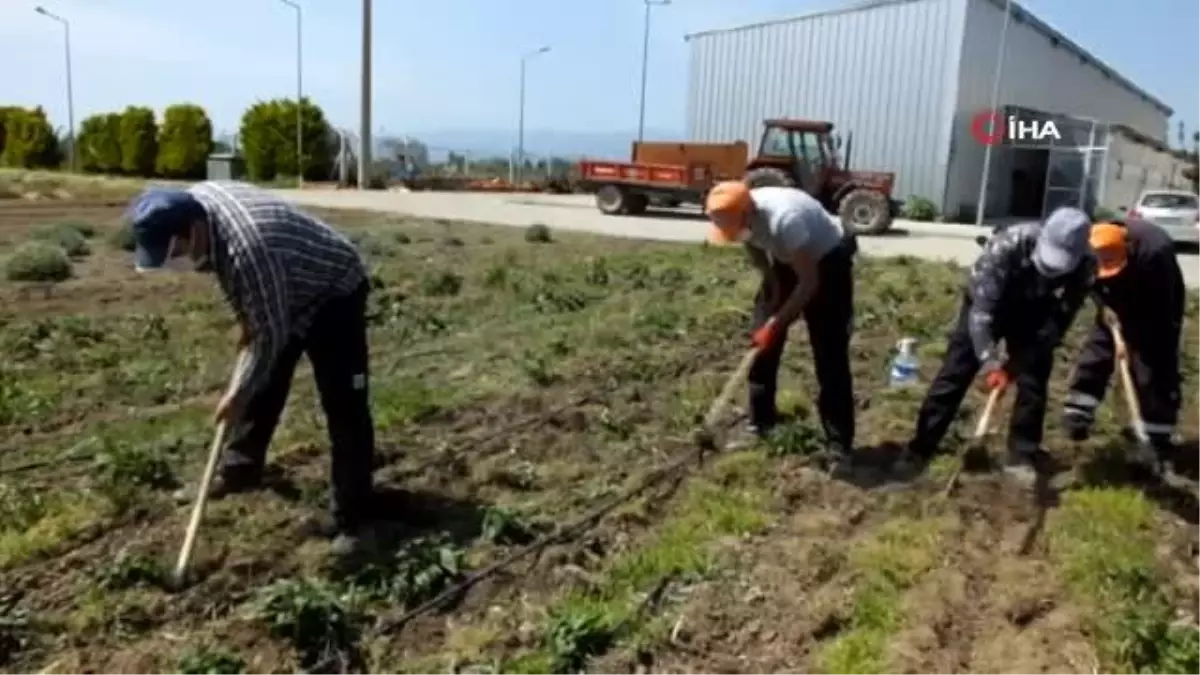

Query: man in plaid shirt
[127,181,376,554]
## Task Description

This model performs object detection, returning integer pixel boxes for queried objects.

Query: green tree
[156,103,213,179]
[0,107,61,169]
[0,105,25,159]
[239,97,334,182]
[77,112,123,174]
[118,106,158,177]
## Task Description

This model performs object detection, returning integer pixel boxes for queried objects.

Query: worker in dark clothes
[1063,219,1185,474]
[126,181,377,555]
[901,206,1096,480]
[705,181,858,470]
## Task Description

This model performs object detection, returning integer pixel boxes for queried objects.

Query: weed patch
[5,242,72,282]
[177,646,247,674]
[1050,488,1199,674]
[253,578,360,671]
[817,517,949,674]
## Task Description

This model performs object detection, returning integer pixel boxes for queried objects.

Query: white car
[1125,190,1200,245]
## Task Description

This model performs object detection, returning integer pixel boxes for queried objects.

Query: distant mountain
[405,128,685,160]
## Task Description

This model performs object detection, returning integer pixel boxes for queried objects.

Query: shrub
[118,106,158,177]
[57,220,96,238]
[157,103,213,179]
[109,224,136,251]
[239,98,335,182]
[525,223,552,243]
[0,107,61,169]
[1092,206,1117,222]
[902,195,937,222]
[77,113,123,174]
[32,224,90,257]
[4,242,72,282]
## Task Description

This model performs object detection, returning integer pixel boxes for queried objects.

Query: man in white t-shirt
[706,181,858,470]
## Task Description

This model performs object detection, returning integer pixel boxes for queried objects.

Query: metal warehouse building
[684,0,1184,221]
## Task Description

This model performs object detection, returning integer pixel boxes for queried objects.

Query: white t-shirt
[746,186,843,263]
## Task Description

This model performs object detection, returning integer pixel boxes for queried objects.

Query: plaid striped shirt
[188,181,367,405]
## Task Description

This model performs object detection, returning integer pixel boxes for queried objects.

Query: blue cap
[125,188,205,270]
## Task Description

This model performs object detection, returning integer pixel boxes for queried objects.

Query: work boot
[172,472,261,505]
[821,442,855,478]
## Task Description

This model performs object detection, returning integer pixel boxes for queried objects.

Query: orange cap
[1090,222,1128,279]
[705,180,753,244]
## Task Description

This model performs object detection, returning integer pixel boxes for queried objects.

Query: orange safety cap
[705,180,753,244]
[1090,222,1128,279]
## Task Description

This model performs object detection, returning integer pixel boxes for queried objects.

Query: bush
[118,106,158,177]
[32,224,90,257]
[77,113,123,174]
[902,195,937,222]
[109,224,136,251]
[56,220,96,238]
[157,103,213,179]
[239,97,335,182]
[0,107,61,169]
[1092,206,1117,222]
[525,223,553,243]
[5,242,72,282]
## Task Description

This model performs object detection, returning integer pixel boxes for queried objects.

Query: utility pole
[974,0,1013,226]
[637,0,669,143]
[35,6,74,172]
[280,0,303,187]
[358,0,372,189]
[514,46,550,185]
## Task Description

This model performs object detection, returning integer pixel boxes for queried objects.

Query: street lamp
[35,6,75,173]
[358,0,372,189]
[514,45,550,185]
[974,0,1013,226]
[280,0,303,188]
[637,0,669,143]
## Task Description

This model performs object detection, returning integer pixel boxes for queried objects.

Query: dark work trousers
[748,238,856,451]
[1066,314,1181,447]
[911,294,1055,457]
[221,282,376,528]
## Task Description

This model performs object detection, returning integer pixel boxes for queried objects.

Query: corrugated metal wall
[685,0,967,208]
[945,0,1174,219]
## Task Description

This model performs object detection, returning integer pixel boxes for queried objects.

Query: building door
[1040,118,1108,218]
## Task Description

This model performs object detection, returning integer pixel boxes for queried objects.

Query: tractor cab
[743,118,899,235]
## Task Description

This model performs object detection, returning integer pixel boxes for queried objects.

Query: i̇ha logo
[970,109,1062,146]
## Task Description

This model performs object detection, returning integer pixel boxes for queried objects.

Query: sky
[2,0,1197,152]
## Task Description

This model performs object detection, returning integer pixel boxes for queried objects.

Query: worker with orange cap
[1063,217,1184,474]
[705,180,858,470]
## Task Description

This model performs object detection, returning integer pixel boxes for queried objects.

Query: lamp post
[280,0,303,188]
[514,45,550,185]
[974,0,1013,226]
[637,0,669,143]
[35,6,74,173]
[358,0,372,189]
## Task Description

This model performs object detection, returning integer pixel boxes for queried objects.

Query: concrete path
[271,189,1200,289]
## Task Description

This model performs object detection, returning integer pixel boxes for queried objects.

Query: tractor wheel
[626,193,649,215]
[838,188,892,235]
[744,167,794,188]
[596,185,626,215]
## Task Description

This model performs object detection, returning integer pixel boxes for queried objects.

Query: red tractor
[743,118,900,235]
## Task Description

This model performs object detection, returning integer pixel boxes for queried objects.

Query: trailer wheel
[596,185,626,215]
[838,188,892,235]
[626,193,649,215]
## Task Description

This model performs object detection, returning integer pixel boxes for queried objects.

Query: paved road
[272,189,1200,289]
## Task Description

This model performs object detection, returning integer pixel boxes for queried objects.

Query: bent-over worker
[1063,219,1184,474]
[705,181,858,469]
[126,181,377,554]
[903,206,1096,479]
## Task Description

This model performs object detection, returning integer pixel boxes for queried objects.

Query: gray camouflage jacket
[966,222,1095,363]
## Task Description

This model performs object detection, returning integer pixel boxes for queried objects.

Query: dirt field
[0,198,1197,674]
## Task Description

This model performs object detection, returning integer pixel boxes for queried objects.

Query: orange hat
[1090,222,1128,279]
[705,180,753,244]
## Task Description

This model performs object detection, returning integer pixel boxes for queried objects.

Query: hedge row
[1,98,337,182]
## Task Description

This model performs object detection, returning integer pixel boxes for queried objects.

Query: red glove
[983,365,1010,391]
[752,317,782,350]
